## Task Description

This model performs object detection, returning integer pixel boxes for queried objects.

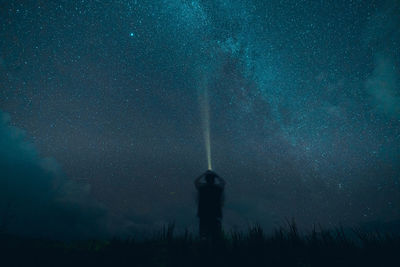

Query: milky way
[1,0,399,234]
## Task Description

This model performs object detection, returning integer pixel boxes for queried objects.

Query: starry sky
[1,0,400,236]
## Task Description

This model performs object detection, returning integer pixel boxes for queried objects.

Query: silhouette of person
[194,170,225,240]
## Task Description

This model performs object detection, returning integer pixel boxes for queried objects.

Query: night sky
[1,0,399,238]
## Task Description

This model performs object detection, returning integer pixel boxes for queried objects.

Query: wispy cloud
[365,54,400,117]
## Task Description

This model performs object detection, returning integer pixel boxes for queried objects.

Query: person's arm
[194,174,204,189]
[216,175,225,188]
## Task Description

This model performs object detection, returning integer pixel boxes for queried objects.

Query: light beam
[199,78,212,170]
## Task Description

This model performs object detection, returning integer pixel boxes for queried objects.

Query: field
[1,223,399,267]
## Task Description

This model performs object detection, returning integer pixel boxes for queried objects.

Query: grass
[1,222,399,267]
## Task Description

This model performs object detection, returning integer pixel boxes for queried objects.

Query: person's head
[204,170,217,184]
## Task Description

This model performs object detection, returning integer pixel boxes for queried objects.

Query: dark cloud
[0,111,104,239]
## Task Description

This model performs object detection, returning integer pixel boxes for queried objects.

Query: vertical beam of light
[199,78,212,170]
[203,87,212,170]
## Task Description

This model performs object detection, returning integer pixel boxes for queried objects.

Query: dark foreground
[1,224,399,267]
